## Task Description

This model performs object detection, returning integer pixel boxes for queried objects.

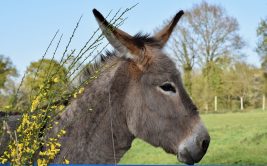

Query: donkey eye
[160,83,176,93]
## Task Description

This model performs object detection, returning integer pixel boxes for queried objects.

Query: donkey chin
[177,122,210,165]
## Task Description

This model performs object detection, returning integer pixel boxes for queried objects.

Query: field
[120,110,267,165]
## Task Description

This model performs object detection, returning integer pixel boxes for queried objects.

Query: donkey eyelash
[159,83,176,93]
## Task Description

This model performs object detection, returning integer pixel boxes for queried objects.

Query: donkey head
[93,9,210,165]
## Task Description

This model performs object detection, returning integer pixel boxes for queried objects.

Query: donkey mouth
[177,148,196,165]
[177,144,208,165]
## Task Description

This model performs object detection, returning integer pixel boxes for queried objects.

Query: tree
[256,18,267,58]
[222,62,262,110]
[16,59,70,112]
[0,55,18,110]
[256,17,267,96]
[171,20,198,95]
[0,55,17,90]
[187,1,244,66]
[23,59,68,91]
[170,1,244,110]
[191,56,230,111]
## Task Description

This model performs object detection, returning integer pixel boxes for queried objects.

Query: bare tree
[169,1,244,110]
[171,21,198,95]
[256,17,267,99]
[188,2,243,65]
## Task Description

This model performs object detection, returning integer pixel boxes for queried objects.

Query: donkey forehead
[149,50,178,72]
[143,50,181,81]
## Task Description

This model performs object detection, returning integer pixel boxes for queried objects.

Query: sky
[0,0,267,80]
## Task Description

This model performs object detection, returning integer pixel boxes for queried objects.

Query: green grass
[120,110,267,165]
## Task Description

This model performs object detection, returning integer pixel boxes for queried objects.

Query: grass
[120,110,267,165]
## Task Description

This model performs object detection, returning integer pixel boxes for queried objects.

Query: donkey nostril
[201,139,210,153]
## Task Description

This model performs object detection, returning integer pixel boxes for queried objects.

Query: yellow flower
[55,142,61,147]
[51,105,57,109]
[61,130,66,135]
[73,87,85,98]
[11,149,16,157]
[18,143,23,149]
[37,158,47,166]
[4,105,11,109]
[31,95,41,112]
[53,77,60,83]
[39,151,46,156]
[49,138,55,141]
[64,159,70,164]
[26,147,31,153]
[51,144,56,152]
[78,87,85,94]
[73,92,77,98]
[59,105,65,111]
[1,158,8,164]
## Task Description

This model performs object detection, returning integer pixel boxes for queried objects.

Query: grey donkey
[0,8,210,165]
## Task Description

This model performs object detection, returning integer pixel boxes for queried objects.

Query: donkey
[1,9,210,165]
[46,9,210,164]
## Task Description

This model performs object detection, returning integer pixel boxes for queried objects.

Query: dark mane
[100,50,117,62]
[132,32,161,48]
[79,50,117,83]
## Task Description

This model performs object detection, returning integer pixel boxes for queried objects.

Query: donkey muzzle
[177,121,210,165]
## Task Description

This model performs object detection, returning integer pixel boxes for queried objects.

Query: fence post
[240,96,244,111]
[263,94,265,111]
[214,96,217,112]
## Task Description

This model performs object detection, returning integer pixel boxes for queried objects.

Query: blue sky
[0,0,267,79]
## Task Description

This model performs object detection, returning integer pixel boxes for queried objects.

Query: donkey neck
[52,59,135,164]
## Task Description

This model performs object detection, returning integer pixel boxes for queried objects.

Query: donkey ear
[92,9,140,56]
[154,10,184,48]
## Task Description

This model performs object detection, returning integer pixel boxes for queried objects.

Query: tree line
[0,1,267,113]
[167,1,266,112]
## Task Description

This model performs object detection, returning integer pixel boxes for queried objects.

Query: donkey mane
[131,32,161,48]
[79,50,116,83]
